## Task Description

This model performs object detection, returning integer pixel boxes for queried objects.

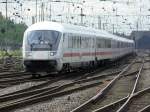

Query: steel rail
[0,74,68,97]
[70,60,135,112]
[0,64,122,98]
[0,62,130,111]
[93,86,150,112]
[0,81,103,112]
[138,105,150,112]
[0,71,29,78]
[116,59,144,112]
[0,70,121,104]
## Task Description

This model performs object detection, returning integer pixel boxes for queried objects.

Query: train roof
[26,21,134,43]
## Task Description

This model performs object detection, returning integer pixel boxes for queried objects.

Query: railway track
[0,57,134,112]
[71,58,143,112]
[0,55,131,88]
[0,64,121,94]
[116,59,150,112]
[0,70,88,88]
[87,57,150,112]
[0,71,29,78]
[0,68,103,88]
[139,104,150,112]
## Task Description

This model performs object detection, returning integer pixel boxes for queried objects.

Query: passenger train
[22,21,134,74]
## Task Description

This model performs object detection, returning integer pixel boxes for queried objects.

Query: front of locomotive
[22,22,63,73]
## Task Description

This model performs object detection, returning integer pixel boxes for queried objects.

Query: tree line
[0,14,27,50]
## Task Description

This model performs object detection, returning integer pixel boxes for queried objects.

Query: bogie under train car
[22,22,134,74]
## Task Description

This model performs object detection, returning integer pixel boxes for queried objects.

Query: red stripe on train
[82,52,91,56]
[63,53,80,57]
[95,52,112,55]
[63,51,112,57]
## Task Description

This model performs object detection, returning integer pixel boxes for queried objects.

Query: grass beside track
[0,50,22,58]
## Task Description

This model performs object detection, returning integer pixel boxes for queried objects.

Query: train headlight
[50,52,54,56]
[50,52,56,56]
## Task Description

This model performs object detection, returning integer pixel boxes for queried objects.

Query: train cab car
[22,21,134,74]
[22,22,64,72]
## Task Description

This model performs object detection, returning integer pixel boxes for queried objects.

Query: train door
[95,37,99,61]
[63,33,72,63]
[71,35,81,65]
[89,37,94,62]
[94,36,97,63]
[67,34,72,63]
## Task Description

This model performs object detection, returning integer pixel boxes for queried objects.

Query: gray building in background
[130,31,150,49]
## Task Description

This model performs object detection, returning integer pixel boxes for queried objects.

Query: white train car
[22,21,134,74]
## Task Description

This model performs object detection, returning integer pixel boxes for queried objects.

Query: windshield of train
[27,30,61,51]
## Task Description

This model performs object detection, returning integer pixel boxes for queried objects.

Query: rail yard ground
[0,52,149,112]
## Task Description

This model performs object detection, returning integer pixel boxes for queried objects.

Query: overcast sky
[0,0,150,35]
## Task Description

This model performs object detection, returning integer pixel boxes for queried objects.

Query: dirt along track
[121,57,150,112]
[71,57,143,112]
[70,55,150,112]
[0,55,135,112]
[0,57,23,72]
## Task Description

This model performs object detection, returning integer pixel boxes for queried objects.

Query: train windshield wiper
[30,43,35,51]
[48,43,53,50]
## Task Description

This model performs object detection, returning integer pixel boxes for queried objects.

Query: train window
[81,37,85,48]
[114,40,117,48]
[68,34,73,48]
[90,37,94,48]
[121,42,123,48]
[111,40,116,48]
[88,38,90,48]
[77,36,80,48]
[76,36,79,48]
[73,36,76,48]
[85,37,87,48]
[117,41,119,48]
[96,38,100,48]
[80,36,82,48]
[105,39,111,48]
[119,42,121,48]
[27,30,61,51]
[70,34,79,49]
[96,38,106,48]
[92,38,95,48]
[129,43,131,47]
[72,36,76,48]
[111,40,113,48]
[99,39,103,48]
[80,36,93,48]
[85,37,89,48]
[63,34,65,42]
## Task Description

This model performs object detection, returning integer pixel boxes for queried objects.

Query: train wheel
[67,64,71,72]
[25,65,33,73]
[31,73,41,78]
[31,73,36,78]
